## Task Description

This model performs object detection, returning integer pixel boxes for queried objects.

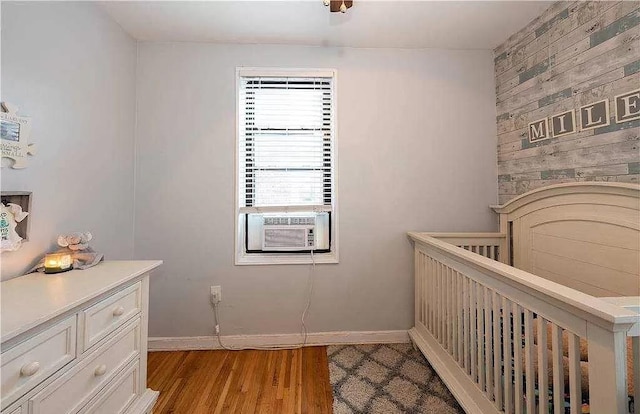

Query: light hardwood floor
[147,347,333,414]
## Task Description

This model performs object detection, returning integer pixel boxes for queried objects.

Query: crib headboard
[492,182,640,297]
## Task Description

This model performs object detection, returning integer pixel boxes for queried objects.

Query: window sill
[235,251,339,266]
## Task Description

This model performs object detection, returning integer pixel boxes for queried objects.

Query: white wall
[136,43,498,337]
[1,2,137,279]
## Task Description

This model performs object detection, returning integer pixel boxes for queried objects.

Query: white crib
[408,182,640,414]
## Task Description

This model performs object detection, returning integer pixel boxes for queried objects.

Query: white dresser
[1,260,162,414]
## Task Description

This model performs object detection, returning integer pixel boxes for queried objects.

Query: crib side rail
[425,232,507,263]
[409,232,638,414]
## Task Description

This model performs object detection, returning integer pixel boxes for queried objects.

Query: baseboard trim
[148,330,409,351]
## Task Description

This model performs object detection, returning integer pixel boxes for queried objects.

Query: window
[235,69,337,264]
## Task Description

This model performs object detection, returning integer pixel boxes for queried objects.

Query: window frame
[234,67,339,265]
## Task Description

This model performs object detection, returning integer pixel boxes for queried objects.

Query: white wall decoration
[0,202,29,252]
[1,102,36,169]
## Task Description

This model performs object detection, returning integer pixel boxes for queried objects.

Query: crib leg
[586,323,628,414]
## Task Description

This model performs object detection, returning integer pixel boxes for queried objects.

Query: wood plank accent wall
[494,1,640,204]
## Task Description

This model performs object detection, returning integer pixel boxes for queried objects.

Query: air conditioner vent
[292,217,315,225]
[264,228,309,249]
[264,216,315,226]
[264,217,288,226]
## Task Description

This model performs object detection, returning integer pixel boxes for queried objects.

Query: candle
[44,253,72,274]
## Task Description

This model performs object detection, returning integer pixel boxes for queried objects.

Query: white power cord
[212,250,316,351]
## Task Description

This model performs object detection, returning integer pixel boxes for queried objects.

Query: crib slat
[438,262,444,344]
[445,265,450,352]
[493,291,503,409]
[446,266,456,355]
[441,264,445,344]
[551,324,564,414]
[471,281,478,382]
[431,259,439,338]
[513,303,523,414]
[456,272,463,366]
[441,262,446,346]
[449,269,458,362]
[441,263,446,346]
[422,255,428,328]
[477,284,486,391]
[415,251,420,325]
[484,287,493,399]
[503,297,513,414]
[422,252,433,329]
[463,276,470,374]
[437,262,442,344]
[416,253,426,326]
[447,267,453,355]
[537,318,549,414]
[444,265,448,350]
[568,332,581,414]
[449,269,459,362]
[425,257,430,330]
[430,258,436,333]
[524,310,535,414]
[418,252,423,325]
[633,336,639,414]
[438,262,447,349]
[427,255,431,328]
[443,266,448,350]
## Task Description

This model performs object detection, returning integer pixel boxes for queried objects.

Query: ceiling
[100,1,553,50]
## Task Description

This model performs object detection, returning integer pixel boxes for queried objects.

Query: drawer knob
[20,361,41,377]
[112,306,125,317]
[94,364,107,376]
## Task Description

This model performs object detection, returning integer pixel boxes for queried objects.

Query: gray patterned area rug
[328,343,464,414]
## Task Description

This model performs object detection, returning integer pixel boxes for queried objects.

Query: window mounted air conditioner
[263,216,315,251]
[246,212,330,252]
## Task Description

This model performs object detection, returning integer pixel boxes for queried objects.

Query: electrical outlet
[210,285,222,304]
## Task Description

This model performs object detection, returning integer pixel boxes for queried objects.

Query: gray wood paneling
[494,1,640,202]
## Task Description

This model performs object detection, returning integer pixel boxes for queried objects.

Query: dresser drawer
[28,318,140,414]
[81,282,141,352]
[1,316,76,409]
[79,359,140,414]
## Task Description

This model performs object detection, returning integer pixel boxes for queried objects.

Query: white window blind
[239,75,334,210]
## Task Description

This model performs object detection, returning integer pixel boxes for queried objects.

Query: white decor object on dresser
[1,260,162,414]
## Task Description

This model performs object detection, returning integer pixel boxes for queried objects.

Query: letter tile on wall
[494,1,640,204]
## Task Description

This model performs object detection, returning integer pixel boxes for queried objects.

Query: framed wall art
[1,102,36,169]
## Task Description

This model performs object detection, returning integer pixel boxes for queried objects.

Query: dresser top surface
[1,260,162,343]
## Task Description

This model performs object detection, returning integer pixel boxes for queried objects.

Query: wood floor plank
[148,347,333,414]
